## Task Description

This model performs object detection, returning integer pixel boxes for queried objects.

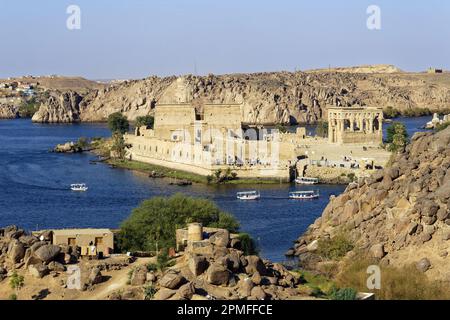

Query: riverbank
[88,136,286,185]
[106,159,285,185]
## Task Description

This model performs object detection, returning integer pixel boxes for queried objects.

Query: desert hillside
[289,126,450,282]
[26,67,450,124]
[306,64,403,74]
[0,76,105,92]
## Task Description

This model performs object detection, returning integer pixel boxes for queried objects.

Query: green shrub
[146,263,158,272]
[18,98,39,118]
[108,112,129,134]
[117,194,240,253]
[75,137,89,149]
[156,249,175,271]
[317,233,354,261]
[135,115,154,129]
[402,107,431,117]
[144,285,157,300]
[383,106,401,119]
[9,293,17,300]
[435,122,450,132]
[386,122,408,153]
[238,233,259,256]
[275,124,288,133]
[316,121,329,138]
[110,133,127,159]
[328,286,358,300]
[209,168,238,183]
[310,287,324,298]
[9,272,24,290]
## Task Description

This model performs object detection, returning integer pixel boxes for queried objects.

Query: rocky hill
[0,76,105,92]
[31,91,86,123]
[306,64,403,74]
[288,126,450,281]
[31,68,450,124]
[0,225,316,300]
[0,104,19,119]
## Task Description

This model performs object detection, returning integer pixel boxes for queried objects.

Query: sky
[0,0,449,79]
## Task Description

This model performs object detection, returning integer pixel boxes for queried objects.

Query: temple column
[328,118,335,143]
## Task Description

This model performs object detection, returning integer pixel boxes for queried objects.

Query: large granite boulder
[159,272,186,290]
[206,263,230,286]
[34,245,61,263]
[29,263,49,279]
[209,230,230,247]
[130,267,147,286]
[244,256,267,276]
[188,255,209,276]
[88,267,103,285]
[8,240,26,263]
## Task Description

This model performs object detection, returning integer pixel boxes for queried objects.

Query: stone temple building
[125,101,307,180]
[328,106,383,145]
[124,78,388,181]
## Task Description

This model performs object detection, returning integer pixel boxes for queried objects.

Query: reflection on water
[0,116,431,261]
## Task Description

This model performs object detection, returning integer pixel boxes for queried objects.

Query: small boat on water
[295,177,319,185]
[71,183,88,192]
[237,191,261,200]
[289,190,319,200]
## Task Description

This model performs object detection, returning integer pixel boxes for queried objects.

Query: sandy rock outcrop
[142,233,306,301]
[0,226,79,279]
[31,69,450,124]
[0,104,19,119]
[32,91,85,123]
[289,126,450,281]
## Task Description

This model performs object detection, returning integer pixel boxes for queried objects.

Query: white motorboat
[237,191,261,200]
[71,183,88,192]
[295,177,319,185]
[289,190,319,200]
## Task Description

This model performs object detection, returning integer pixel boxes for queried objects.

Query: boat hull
[237,195,260,200]
[289,195,319,200]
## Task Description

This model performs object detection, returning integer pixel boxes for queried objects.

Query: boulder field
[288,126,450,281]
[0,226,317,300]
[114,229,311,300]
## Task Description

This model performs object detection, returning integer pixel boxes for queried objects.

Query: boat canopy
[297,177,319,182]
[71,183,87,187]
[289,190,317,195]
[237,191,259,196]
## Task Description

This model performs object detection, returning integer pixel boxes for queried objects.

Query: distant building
[35,228,115,257]
[428,68,443,74]
[328,106,384,145]
[176,223,238,254]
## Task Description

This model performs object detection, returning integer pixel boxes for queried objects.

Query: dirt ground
[0,257,154,300]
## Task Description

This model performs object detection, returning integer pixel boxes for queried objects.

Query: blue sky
[0,0,449,79]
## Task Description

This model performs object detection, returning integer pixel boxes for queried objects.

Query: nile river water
[0,116,431,261]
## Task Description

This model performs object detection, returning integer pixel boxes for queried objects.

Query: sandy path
[83,257,155,300]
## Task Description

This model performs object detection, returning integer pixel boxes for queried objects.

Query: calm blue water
[0,117,430,261]
[385,116,433,139]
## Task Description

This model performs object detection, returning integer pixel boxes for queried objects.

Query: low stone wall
[131,153,290,180]
[304,165,374,184]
